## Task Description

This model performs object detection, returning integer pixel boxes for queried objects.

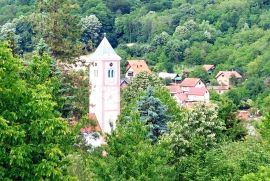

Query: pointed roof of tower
[89,37,121,61]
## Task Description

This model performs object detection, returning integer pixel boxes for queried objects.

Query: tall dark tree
[137,87,171,142]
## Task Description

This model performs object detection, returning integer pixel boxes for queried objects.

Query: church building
[88,36,121,134]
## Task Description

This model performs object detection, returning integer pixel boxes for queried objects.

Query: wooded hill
[1,0,270,180]
[1,0,270,113]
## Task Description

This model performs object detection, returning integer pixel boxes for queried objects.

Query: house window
[94,70,98,77]
[128,72,133,76]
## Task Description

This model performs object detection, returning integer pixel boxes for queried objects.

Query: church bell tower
[89,36,121,133]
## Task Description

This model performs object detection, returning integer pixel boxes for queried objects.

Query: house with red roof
[203,64,215,74]
[120,78,130,89]
[180,78,206,92]
[166,84,182,95]
[208,85,230,94]
[186,87,209,103]
[125,60,152,79]
[167,78,210,108]
[215,71,242,86]
[236,110,250,121]
[174,93,188,105]
[173,87,210,108]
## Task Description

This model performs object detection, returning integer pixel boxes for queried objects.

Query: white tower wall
[88,37,121,134]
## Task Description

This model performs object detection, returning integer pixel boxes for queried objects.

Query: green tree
[215,96,246,141]
[36,38,51,56]
[137,87,171,142]
[0,16,34,56]
[35,0,82,61]
[79,15,102,52]
[0,42,74,180]
[163,103,225,180]
[122,71,163,103]
[189,66,210,83]
[196,140,270,181]
[151,31,169,48]
[164,103,225,159]
[60,70,89,119]
[88,118,175,180]
[241,166,270,181]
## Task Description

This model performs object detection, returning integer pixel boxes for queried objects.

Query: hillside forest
[1,0,270,180]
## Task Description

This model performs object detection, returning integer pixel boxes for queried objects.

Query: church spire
[89,36,121,61]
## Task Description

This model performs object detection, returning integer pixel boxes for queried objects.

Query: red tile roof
[175,93,188,102]
[89,113,97,121]
[203,64,215,71]
[187,87,208,96]
[126,60,152,74]
[166,85,181,93]
[237,110,250,121]
[215,71,242,79]
[180,78,201,87]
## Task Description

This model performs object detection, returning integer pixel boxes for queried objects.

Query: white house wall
[187,92,209,102]
[125,67,135,79]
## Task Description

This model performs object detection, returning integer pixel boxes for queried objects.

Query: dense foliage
[1,0,270,180]
[0,43,74,180]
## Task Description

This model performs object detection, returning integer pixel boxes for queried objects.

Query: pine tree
[137,87,171,142]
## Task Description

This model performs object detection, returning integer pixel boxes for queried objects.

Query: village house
[166,78,209,108]
[186,87,210,103]
[179,78,206,92]
[125,60,152,79]
[208,85,230,94]
[166,84,182,95]
[173,87,209,106]
[236,110,250,121]
[203,64,215,74]
[174,93,188,105]
[120,78,130,89]
[215,71,242,86]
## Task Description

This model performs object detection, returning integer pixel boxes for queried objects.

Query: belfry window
[108,69,114,78]
[111,70,114,78]
[108,63,114,78]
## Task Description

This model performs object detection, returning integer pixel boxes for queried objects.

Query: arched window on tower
[111,70,114,78]
[108,63,115,79]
